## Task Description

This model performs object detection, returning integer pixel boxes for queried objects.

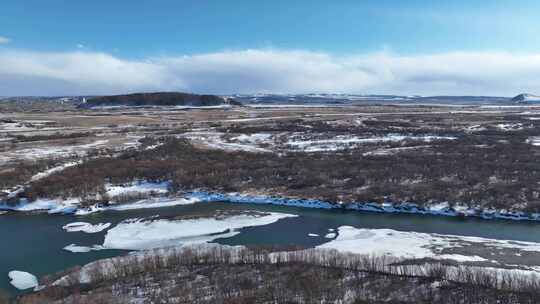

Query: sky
[1,0,540,96]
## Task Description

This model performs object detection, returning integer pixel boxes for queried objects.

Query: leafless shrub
[23,135,540,213]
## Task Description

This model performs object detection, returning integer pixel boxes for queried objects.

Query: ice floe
[319,226,443,260]
[318,226,540,263]
[74,196,200,215]
[103,212,297,250]
[106,197,199,211]
[63,244,106,253]
[73,204,104,215]
[8,270,38,290]
[62,222,111,233]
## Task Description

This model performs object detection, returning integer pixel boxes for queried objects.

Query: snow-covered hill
[232,94,510,106]
[511,93,540,103]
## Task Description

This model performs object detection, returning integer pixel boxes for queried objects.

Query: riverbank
[5,187,540,224]
[16,244,540,304]
[188,191,540,222]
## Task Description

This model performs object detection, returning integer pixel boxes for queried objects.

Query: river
[3,201,540,295]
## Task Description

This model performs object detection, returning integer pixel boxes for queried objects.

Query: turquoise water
[3,201,540,296]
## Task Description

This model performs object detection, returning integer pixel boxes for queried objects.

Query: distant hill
[231,94,510,106]
[80,92,241,108]
[511,93,540,104]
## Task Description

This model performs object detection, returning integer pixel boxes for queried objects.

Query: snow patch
[363,145,430,156]
[464,125,487,132]
[286,134,456,152]
[181,131,271,153]
[4,197,81,214]
[232,133,273,144]
[497,123,523,131]
[106,180,170,198]
[527,137,540,146]
[30,161,81,181]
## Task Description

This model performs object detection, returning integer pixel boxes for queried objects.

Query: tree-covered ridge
[81,92,237,108]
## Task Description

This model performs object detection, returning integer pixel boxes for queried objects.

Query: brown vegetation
[22,132,540,212]
[19,246,540,304]
[10,132,94,143]
[0,159,59,190]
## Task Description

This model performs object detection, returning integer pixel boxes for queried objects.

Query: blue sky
[3,0,540,56]
[1,0,540,95]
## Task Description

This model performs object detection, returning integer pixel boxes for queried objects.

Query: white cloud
[0,48,540,96]
[0,50,180,95]
[0,36,10,44]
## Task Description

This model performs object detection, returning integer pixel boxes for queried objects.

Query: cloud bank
[0,48,539,96]
[0,36,10,44]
